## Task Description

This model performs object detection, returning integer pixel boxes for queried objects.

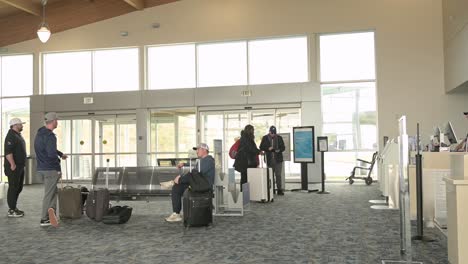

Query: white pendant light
[37,0,51,43]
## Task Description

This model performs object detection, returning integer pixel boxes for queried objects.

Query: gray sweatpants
[270,161,283,191]
[38,170,60,221]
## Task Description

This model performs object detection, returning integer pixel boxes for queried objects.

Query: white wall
[5,0,468,177]
[443,0,468,93]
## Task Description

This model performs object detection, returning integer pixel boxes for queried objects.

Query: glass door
[56,113,136,181]
[199,107,300,179]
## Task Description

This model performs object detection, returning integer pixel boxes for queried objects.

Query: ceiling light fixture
[37,0,51,43]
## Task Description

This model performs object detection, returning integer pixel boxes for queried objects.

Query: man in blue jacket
[165,143,215,222]
[34,112,67,227]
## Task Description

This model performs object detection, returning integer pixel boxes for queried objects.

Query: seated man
[165,143,215,222]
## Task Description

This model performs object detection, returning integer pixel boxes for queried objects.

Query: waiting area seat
[92,166,184,199]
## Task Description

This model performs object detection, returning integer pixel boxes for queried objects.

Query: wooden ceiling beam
[0,0,42,16]
[123,0,145,10]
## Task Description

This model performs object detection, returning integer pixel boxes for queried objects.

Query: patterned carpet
[0,182,447,264]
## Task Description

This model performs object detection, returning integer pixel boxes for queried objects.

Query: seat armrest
[356,159,371,164]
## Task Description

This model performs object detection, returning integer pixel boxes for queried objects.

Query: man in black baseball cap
[260,126,286,195]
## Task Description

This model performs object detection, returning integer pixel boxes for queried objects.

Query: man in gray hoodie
[34,112,67,227]
[165,143,215,222]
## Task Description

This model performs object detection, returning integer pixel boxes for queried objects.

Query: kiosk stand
[291,126,318,193]
[317,136,329,194]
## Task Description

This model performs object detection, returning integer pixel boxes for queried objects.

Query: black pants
[240,171,247,191]
[6,166,25,210]
[171,182,189,214]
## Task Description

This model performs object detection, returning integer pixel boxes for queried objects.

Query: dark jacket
[4,129,27,171]
[34,126,63,171]
[259,134,285,166]
[180,155,215,186]
[233,135,260,173]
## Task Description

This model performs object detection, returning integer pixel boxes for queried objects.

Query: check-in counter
[444,153,468,264]
[409,152,451,226]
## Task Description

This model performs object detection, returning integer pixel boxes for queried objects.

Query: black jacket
[4,129,27,169]
[233,136,260,173]
[259,134,285,166]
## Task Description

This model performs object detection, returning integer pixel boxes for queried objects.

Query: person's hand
[176,162,184,169]
[174,175,181,184]
[10,164,16,171]
[61,154,68,160]
[268,147,273,151]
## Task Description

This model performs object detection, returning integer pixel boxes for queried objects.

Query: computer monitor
[443,121,458,145]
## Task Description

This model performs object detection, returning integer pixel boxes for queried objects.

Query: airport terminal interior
[1,0,468,263]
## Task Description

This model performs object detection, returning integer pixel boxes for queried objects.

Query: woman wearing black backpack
[234,124,261,191]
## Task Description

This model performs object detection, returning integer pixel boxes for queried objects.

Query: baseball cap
[9,118,26,126]
[44,112,59,122]
[192,143,209,151]
[269,126,277,134]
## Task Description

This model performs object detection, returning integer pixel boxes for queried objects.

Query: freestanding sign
[293,126,315,163]
[292,126,317,193]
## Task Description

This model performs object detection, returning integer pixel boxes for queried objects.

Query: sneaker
[277,190,285,196]
[48,208,59,227]
[165,212,182,222]
[160,180,175,190]
[40,219,51,227]
[14,208,24,215]
[7,209,24,218]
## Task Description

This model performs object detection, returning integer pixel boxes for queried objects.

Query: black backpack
[102,206,133,224]
[188,169,211,193]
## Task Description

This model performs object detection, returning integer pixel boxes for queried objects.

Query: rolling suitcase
[58,161,82,219]
[183,189,213,227]
[86,159,111,221]
[247,158,274,202]
[58,185,82,219]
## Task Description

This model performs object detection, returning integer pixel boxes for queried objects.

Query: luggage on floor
[86,159,111,221]
[102,205,133,224]
[58,185,82,219]
[182,189,213,227]
[247,167,274,203]
[85,188,110,221]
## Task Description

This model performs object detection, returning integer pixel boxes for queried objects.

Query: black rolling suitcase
[182,189,213,227]
[86,160,111,221]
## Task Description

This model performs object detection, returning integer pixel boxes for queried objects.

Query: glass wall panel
[249,37,308,85]
[320,32,375,82]
[43,51,92,94]
[1,98,30,152]
[71,155,92,180]
[72,120,92,154]
[148,44,196,90]
[93,48,139,92]
[1,55,33,97]
[197,41,247,87]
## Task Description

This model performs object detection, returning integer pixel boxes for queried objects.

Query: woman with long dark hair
[234,124,261,191]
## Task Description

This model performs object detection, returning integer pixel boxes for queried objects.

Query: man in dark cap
[260,126,286,195]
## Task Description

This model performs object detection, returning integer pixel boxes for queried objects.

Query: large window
[93,48,139,92]
[146,36,309,89]
[319,32,377,179]
[0,54,32,182]
[1,55,33,97]
[43,48,139,94]
[197,41,247,87]
[148,44,196,90]
[249,37,308,85]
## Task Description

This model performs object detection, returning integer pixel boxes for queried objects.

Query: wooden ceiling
[0,0,179,47]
